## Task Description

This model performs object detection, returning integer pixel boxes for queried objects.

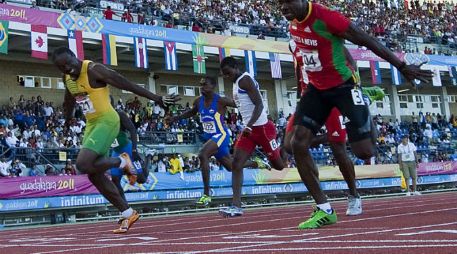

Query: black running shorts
[293,78,372,143]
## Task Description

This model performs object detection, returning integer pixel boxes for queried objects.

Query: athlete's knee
[282,142,292,154]
[350,139,376,160]
[76,158,93,174]
[330,143,349,160]
[198,152,208,163]
[87,172,101,183]
[291,128,313,153]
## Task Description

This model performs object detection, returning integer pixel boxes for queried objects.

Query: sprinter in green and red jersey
[278,0,432,229]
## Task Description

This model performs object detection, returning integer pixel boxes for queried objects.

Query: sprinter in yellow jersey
[52,47,179,234]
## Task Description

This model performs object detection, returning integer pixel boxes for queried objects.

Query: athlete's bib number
[269,139,279,151]
[75,96,95,114]
[351,89,365,106]
[300,50,322,72]
[111,138,119,148]
[203,121,216,134]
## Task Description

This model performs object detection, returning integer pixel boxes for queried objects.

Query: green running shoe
[196,194,212,206]
[362,86,385,103]
[298,207,337,229]
[253,156,271,170]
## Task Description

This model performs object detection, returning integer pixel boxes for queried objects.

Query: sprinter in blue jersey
[168,77,264,206]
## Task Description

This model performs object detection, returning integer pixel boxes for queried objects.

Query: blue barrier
[1,174,455,212]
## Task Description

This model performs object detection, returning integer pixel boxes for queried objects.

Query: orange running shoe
[120,152,137,185]
[113,210,140,234]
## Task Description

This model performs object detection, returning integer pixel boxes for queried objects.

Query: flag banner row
[1,24,456,83]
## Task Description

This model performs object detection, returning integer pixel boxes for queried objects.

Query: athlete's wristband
[245,126,253,131]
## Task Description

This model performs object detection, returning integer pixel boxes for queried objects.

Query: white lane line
[2,192,452,238]
[397,230,457,236]
[189,244,457,253]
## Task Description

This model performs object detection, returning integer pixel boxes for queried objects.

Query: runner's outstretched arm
[341,24,433,85]
[90,63,180,107]
[168,98,199,123]
[219,97,237,108]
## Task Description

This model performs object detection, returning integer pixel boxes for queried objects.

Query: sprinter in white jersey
[219,56,286,217]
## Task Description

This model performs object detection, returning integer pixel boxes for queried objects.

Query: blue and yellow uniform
[199,94,230,159]
[110,126,133,176]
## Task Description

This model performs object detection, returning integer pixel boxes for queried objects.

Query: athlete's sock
[121,207,133,218]
[317,203,333,215]
[119,156,127,168]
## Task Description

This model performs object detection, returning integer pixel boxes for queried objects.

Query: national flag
[192,45,206,74]
[164,41,177,71]
[269,52,282,79]
[102,34,117,66]
[431,67,442,87]
[0,20,8,54]
[218,47,230,62]
[31,25,48,60]
[369,61,382,85]
[244,50,257,77]
[67,30,84,60]
[134,37,148,69]
[448,66,457,85]
[390,64,402,85]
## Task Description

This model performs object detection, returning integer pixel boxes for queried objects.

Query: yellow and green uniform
[64,60,119,156]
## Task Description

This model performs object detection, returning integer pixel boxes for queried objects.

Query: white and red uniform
[233,72,281,160]
[286,40,347,143]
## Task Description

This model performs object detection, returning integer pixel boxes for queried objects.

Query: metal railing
[139,130,197,145]
[1,142,456,174]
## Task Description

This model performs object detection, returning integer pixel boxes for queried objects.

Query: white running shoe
[405,192,412,196]
[346,195,362,216]
[413,191,421,196]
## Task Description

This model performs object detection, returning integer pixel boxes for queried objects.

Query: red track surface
[0,191,456,254]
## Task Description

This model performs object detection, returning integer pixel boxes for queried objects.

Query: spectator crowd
[10,0,457,55]
[1,93,457,177]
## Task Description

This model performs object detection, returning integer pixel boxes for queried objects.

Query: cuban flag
[244,50,257,77]
[269,52,282,79]
[164,41,177,71]
[31,25,48,60]
[369,61,382,85]
[218,47,230,62]
[67,30,84,60]
[134,37,148,69]
[390,64,402,85]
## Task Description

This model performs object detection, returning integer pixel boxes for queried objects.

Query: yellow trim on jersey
[214,112,227,147]
[65,60,115,120]
[295,2,313,24]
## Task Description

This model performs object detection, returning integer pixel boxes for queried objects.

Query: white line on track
[1,191,452,237]
[1,192,455,254]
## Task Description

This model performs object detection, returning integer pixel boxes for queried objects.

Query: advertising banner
[417,161,457,176]
[0,163,453,199]
[0,175,98,199]
[348,48,404,62]
[0,4,60,27]
[1,174,456,212]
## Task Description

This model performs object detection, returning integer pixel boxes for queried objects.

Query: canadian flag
[31,25,47,60]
